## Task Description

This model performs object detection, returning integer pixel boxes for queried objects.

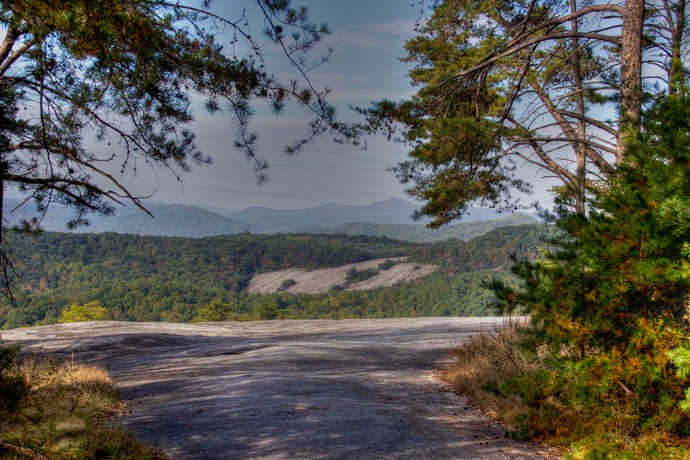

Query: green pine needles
[484,96,690,457]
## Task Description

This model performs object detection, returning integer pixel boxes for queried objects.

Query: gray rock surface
[3,318,561,459]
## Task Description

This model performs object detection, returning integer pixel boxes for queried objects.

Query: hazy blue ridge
[3,198,259,237]
[2,197,534,239]
[298,214,537,243]
[225,198,522,233]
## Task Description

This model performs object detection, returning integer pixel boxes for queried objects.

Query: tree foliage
[345,267,379,284]
[0,0,351,295]
[498,97,690,345]
[0,225,546,327]
[372,1,690,451]
[489,96,690,450]
[58,300,108,323]
[361,0,689,221]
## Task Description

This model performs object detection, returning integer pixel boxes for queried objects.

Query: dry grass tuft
[1,352,167,460]
[441,319,542,425]
[23,358,113,392]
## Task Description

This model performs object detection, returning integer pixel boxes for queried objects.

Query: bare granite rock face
[246,258,437,294]
[3,318,561,459]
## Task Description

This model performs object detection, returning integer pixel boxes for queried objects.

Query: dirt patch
[3,318,560,459]
[247,257,437,294]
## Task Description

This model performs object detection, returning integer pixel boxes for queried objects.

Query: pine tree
[491,96,690,443]
[361,0,689,222]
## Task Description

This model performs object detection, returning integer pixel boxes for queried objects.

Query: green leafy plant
[668,343,690,413]
[58,300,109,323]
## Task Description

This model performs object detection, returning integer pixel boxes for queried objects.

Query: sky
[144,0,426,211]
[11,1,556,213]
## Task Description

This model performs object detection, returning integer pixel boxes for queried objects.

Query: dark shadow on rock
[4,319,558,459]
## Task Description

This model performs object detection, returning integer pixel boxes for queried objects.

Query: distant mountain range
[303,214,538,243]
[220,198,519,232]
[2,197,536,241]
[3,199,257,237]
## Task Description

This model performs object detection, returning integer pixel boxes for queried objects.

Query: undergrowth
[443,321,690,459]
[0,345,166,460]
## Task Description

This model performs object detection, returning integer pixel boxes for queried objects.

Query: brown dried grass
[2,354,167,460]
[441,318,543,425]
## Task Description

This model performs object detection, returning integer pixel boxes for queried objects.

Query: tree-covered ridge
[304,213,537,243]
[0,0,351,297]
[2,197,532,238]
[10,231,409,287]
[0,225,547,327]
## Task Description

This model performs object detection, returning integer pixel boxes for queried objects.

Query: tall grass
[442,319,542,427]
[0,348,166,460]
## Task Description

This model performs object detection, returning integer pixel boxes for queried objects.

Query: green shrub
[58,300,109,323]
[193,297,233,322]
[277,278,297,292]
[669,342,690,414]
[254,300,279,320]
[378,259,397,270]
[345,267,379,284]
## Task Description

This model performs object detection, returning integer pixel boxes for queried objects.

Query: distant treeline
[310,213,537,243]
[0,225,549,328]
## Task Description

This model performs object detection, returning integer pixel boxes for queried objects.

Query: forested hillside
[297,214,536,242]
[3,198,258,237]
[0,225,548,328]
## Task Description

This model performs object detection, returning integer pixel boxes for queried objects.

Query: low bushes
[345,267,379,284]
[444,321,690,459]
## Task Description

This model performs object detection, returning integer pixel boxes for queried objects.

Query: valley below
[4,318,560,459]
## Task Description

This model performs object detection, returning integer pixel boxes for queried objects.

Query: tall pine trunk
[571,0,587,215]
[618,0,645,158]
[669,0,687,96]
